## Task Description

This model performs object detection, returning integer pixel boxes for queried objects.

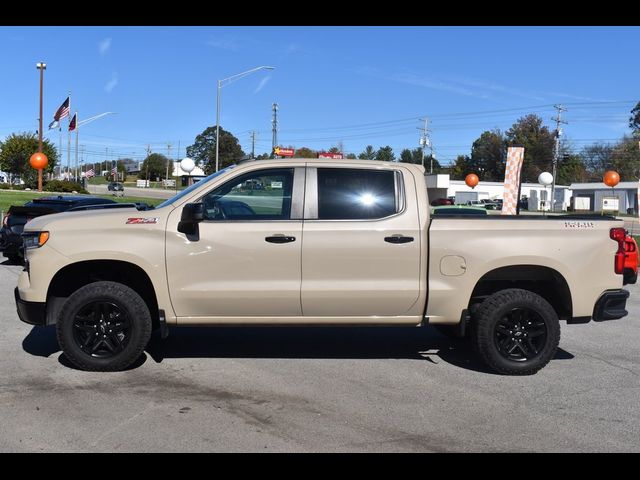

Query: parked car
[108,182,124,192]
[430,197,454,206]
[0,195,118,262]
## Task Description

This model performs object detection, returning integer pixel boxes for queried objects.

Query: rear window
[317,168,398,220]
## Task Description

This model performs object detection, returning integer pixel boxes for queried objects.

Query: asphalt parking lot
[1,262,639,452]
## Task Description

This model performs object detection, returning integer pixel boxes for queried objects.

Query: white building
[425,174,572,211]
[569,181,638,214]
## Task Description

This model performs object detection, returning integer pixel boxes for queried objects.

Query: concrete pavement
[1,263,639,452]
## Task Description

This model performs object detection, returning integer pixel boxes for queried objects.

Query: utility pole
[272,103,279,156]
[250,131,256,159]
[145,144,151,186]
[417,117,432,172]
[166,142,172,186]
[551,104,568,212]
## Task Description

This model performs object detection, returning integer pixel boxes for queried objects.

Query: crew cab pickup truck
[14,159,637,374]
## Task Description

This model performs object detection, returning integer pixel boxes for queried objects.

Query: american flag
[84,168,95,178]
[48,97,70,129]
[111,166,118,178]
[68,113,77,132]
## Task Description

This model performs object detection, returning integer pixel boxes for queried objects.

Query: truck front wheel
[56,281,152,371]
[471,288,560,375]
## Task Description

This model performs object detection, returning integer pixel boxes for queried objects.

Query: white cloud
[99,38,112,56]
[254,76,271,94]
[105,72,118,93]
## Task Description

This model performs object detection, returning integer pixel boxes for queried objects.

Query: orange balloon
[465,173,479,188]
[29,152,48,170]
[603,170,620,188]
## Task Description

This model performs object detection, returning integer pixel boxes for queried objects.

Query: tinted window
[201,168,294,220]
[317,168,397,220]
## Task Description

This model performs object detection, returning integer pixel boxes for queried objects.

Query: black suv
[108,182,124,192]
[0,195,117,262]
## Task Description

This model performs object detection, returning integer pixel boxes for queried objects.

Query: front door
[166,166,305,319]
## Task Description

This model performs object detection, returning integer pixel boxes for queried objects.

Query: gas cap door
[440,255,467,276]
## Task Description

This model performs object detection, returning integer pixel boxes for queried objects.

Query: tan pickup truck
[14,159,637,374]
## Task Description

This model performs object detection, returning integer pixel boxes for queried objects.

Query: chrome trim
[304,167,319,219]
[291,167,306,220]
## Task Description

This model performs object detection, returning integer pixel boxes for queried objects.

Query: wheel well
[47,260,159,328]
[470,265,572,320]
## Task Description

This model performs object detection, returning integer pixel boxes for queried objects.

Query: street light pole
[215,65,275,172]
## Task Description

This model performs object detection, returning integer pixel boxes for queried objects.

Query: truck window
[317,168,398,220]
[201,168,294,220]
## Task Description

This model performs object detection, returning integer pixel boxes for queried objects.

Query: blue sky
[1,26,638,167]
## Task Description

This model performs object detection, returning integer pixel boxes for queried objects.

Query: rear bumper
[15,287,46,326]
[593,289,629,322]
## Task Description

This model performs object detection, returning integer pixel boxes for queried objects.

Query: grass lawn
[0,190,163,215]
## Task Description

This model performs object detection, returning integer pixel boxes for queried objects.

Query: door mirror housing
[178,202,204,235]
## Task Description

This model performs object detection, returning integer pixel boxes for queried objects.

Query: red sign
[274,147,295,157]
[318,152,343,159]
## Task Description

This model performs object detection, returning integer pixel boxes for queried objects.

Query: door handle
[265,234,296,244]
[384,234,414,244]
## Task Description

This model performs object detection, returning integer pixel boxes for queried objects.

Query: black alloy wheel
[72,301,131,358]
[494,307,547,362]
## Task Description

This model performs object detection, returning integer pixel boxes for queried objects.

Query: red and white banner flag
[501,147,525,215]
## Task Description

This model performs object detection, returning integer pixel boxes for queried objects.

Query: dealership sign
[318,152,344,159]
[274,147,295,157]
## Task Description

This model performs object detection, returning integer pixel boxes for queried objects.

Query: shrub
[43,180,89,194]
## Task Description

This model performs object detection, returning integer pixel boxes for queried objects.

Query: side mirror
[178,202,204,236]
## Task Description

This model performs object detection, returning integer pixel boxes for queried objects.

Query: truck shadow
[22,325,574,375]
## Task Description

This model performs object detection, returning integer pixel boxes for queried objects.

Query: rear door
[301,165,421,317]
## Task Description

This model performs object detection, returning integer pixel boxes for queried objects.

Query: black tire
[56,281,152,371]
[6,254,23,264]
[471,289,560,375]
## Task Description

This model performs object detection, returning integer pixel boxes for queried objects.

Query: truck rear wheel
[56,281,152,371]
[471,288,560,375]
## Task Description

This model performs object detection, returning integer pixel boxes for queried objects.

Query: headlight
[22,231,49,250]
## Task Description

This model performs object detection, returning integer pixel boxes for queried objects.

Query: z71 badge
[126,217,159,224]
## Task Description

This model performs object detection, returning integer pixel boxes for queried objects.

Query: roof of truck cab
[237,158,426,172]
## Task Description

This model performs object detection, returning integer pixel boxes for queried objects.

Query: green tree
[375,145,395,162]
[470,129,506,181]
[0,132,58,188]
[505,114,556,183]
[449,155,473,180]
[424,155,442,173]
[138,153,170,181]
[399,148,423,164]
[345,153,357,159]
[358,145,376,160]
[630,101,640,137]
[295,147,316,158]
[556,153,588,185]
[186,126,245,173]
[580,143,614,180]
[610,135,640,180]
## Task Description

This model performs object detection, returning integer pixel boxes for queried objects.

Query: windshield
[154,165,236,209]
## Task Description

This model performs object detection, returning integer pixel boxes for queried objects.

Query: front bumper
[593,289,629,322]
[15,287,46,326]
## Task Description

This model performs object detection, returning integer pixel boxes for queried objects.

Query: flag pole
[75,111,79,182]
[67,91,71,180]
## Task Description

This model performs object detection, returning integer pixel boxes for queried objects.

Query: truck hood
[23,205,170,233]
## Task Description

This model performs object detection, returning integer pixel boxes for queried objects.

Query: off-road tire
[471,288,560,375]
[56,281,152,371]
